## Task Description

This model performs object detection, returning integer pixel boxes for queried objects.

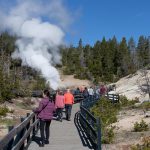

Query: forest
[62,36,150,83]
[0,32,47,102]
[0,31,150,102]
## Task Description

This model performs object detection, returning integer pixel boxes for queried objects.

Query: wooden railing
[105,93,119,103]
[79,93,119,150]
[0,112,39,150]
[74,93,84,103]
[80,105,101,150]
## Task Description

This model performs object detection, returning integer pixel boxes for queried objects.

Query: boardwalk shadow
[24,135,42,150]
[74,111,95,149]
[32,136,42,146]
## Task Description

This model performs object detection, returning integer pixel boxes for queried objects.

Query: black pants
[56,108,63,120]
[40,120,51,143]
[65,104,72,120]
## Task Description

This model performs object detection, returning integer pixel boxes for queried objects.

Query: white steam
[0,0,71,89]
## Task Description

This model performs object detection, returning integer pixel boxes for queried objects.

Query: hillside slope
[115,70,150,101]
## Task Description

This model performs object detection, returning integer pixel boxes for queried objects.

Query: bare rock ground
[0,97,40,139]
[58,70,90,88]
[115,70,150,101]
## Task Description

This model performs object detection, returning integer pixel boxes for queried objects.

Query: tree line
[0,32,150,101]
[0,32,46,102]
[62,36,150,83]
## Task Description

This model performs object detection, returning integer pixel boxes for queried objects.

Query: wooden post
[12,117,25,149]
[20,117,26,150]
[96,118,101,150]
[26,113,30,144]
[6,126,14,150]
[113,95,115,104]
[32,115,35,137]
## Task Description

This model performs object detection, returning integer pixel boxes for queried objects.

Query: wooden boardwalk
[28,103,90,150]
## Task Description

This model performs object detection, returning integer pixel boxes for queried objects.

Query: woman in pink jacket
[34,89,55,147]
[55,90,64,122]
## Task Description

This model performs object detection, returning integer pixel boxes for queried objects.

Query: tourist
[74,87,80,95]
[33,89,55,147]
[64,89,74,121]
[55,90,64,122]
[83,87,89,100]
[88,86,94,101]
[100,84,107,96]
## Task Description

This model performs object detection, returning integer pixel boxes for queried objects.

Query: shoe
[44,140,49,144]
[39,142,44,147]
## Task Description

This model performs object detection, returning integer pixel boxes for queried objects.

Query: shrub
[102,126,115,144]
[0,119,14,126]
[0,106,9,116]
[8,109,14,113]
[91,97,119,126]
[119,95,137,107]
[16,98,35,110]
[90,97,119,143]
[133,120,149,132]
[131,136,150,150]
[140,102,150,110]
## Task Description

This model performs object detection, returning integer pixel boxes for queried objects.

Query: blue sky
[1,0,150,46]
[65,0,150,46]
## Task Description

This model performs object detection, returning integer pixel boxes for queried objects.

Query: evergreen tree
[118,37,131,76]
[128,37,137,72]
[137,36,149,67]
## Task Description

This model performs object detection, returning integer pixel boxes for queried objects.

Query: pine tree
[118,37,131,76]
[137,36,149,67]
[128,37,137,72]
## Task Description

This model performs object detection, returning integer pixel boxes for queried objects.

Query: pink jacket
[55,95,65,108]
[34,98,55,120]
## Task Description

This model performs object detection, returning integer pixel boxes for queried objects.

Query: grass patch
[133,120,149,132]
[90,96,120,143]
[131,136,150,150]
[136,101,150,110]
[119,95,139,108]
[0,119,14,126]
[15,98,35,110]
[0,107,9,116]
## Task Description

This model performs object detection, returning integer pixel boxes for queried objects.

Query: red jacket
[64,93,74,104]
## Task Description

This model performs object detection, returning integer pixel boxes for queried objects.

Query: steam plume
[0,0,71,89]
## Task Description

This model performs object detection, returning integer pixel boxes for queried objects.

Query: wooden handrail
[80,106,96,122]
[0,112,39,150]
[80,101,101,150]
[79,93,119,149]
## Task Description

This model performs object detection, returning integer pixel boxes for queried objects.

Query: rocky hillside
[115,70,150,101]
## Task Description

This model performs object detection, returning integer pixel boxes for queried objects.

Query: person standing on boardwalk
[100,84,107,96]
[88,86,94,101]
[55,90,64,122]
[64,89,74,121]
[83,87,89,100]
[33,89,55,147]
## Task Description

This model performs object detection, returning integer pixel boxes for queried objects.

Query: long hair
[43,89,50,97]
[49,90,56,103]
